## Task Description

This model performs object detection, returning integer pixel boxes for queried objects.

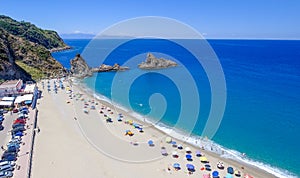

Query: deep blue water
[53,39,300,177]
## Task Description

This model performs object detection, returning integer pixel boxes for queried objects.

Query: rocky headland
[70,54,129,78]
[138,53,177,69]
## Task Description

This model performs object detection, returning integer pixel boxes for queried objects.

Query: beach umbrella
[225,173,233,178]
[205,164,211,168]
[117,116,122,122]
[165,137,172,143]
[186,164,195,172]
[227,167,234,174]
[234,170,241,177]
[196,150,201,157]
[148,140,154,146]
[203,174,210,178]
[173,163,180,169]
[171,141,177,147]
[206,166,212,171]
[212,171,219,178]
[138,128,144,133]
[244,174,254,178]
[200,156,208,163]
[185,147,191,153]
[172,151,178,156]
[217,162,225,169]
[161,148,168,156]
[186,154,192,160]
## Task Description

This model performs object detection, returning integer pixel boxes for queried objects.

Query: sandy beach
[31,78,276,178]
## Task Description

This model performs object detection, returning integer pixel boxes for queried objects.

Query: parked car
[13,119,25,125]
[6,146,19,153]
[0,161,15,167]
[0,117,4,122]
[7,142,20,148]
[0,170,13,177]
[1,153,17,162]
[12,123,25,129]
[12,108,18,113]
[0,164,14,172]
[0,109,7,114]
[11,127,25,133]
[10,135,22,141]
[0,125,3,131]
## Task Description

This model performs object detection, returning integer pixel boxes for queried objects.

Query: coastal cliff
[138,53,177,69]
[0,15,68,81]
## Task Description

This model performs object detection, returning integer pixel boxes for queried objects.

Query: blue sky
[0,0,300,39]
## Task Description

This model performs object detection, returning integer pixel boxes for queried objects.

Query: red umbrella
[244,174,254,178]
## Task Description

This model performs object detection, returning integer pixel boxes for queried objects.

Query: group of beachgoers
[42,79,65,94]
[58,81,255,178]
[72,94,251,178]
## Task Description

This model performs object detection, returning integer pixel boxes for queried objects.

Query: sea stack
[138,53,178,69]
[70,54,92,78]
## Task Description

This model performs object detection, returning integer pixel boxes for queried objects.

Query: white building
[0,80,23,96]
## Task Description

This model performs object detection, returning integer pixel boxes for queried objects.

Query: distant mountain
[0,15,68,81]
[60,33,95,39]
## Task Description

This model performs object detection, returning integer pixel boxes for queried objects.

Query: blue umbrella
[186,154,192,160]
[148,140,154,146]
[173,163,180,168]
[186,164,195,171]
[212,171,219,177]
[225,173,233,178]
[195,150,201,157]
[227,167,234,174]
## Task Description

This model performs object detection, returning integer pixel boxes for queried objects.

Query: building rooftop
[0,80,21,89]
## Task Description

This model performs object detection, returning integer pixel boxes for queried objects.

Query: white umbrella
[185,147,191,152]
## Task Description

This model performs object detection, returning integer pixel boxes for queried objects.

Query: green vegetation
[15,61,45,81]
[0,15,67,81]
[0,15,67,49]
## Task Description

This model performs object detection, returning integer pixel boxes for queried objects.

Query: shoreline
[30,77,294,178]
[72,78,283,178]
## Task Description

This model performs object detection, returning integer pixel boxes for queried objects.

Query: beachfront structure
[24,84,37,94]
[0,96,15,107]
[0,80,23,97]
[14,94,34,105]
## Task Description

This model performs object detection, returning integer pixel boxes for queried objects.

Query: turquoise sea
[52,39,300,177]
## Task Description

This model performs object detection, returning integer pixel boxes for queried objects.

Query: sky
[0,0,300,39]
